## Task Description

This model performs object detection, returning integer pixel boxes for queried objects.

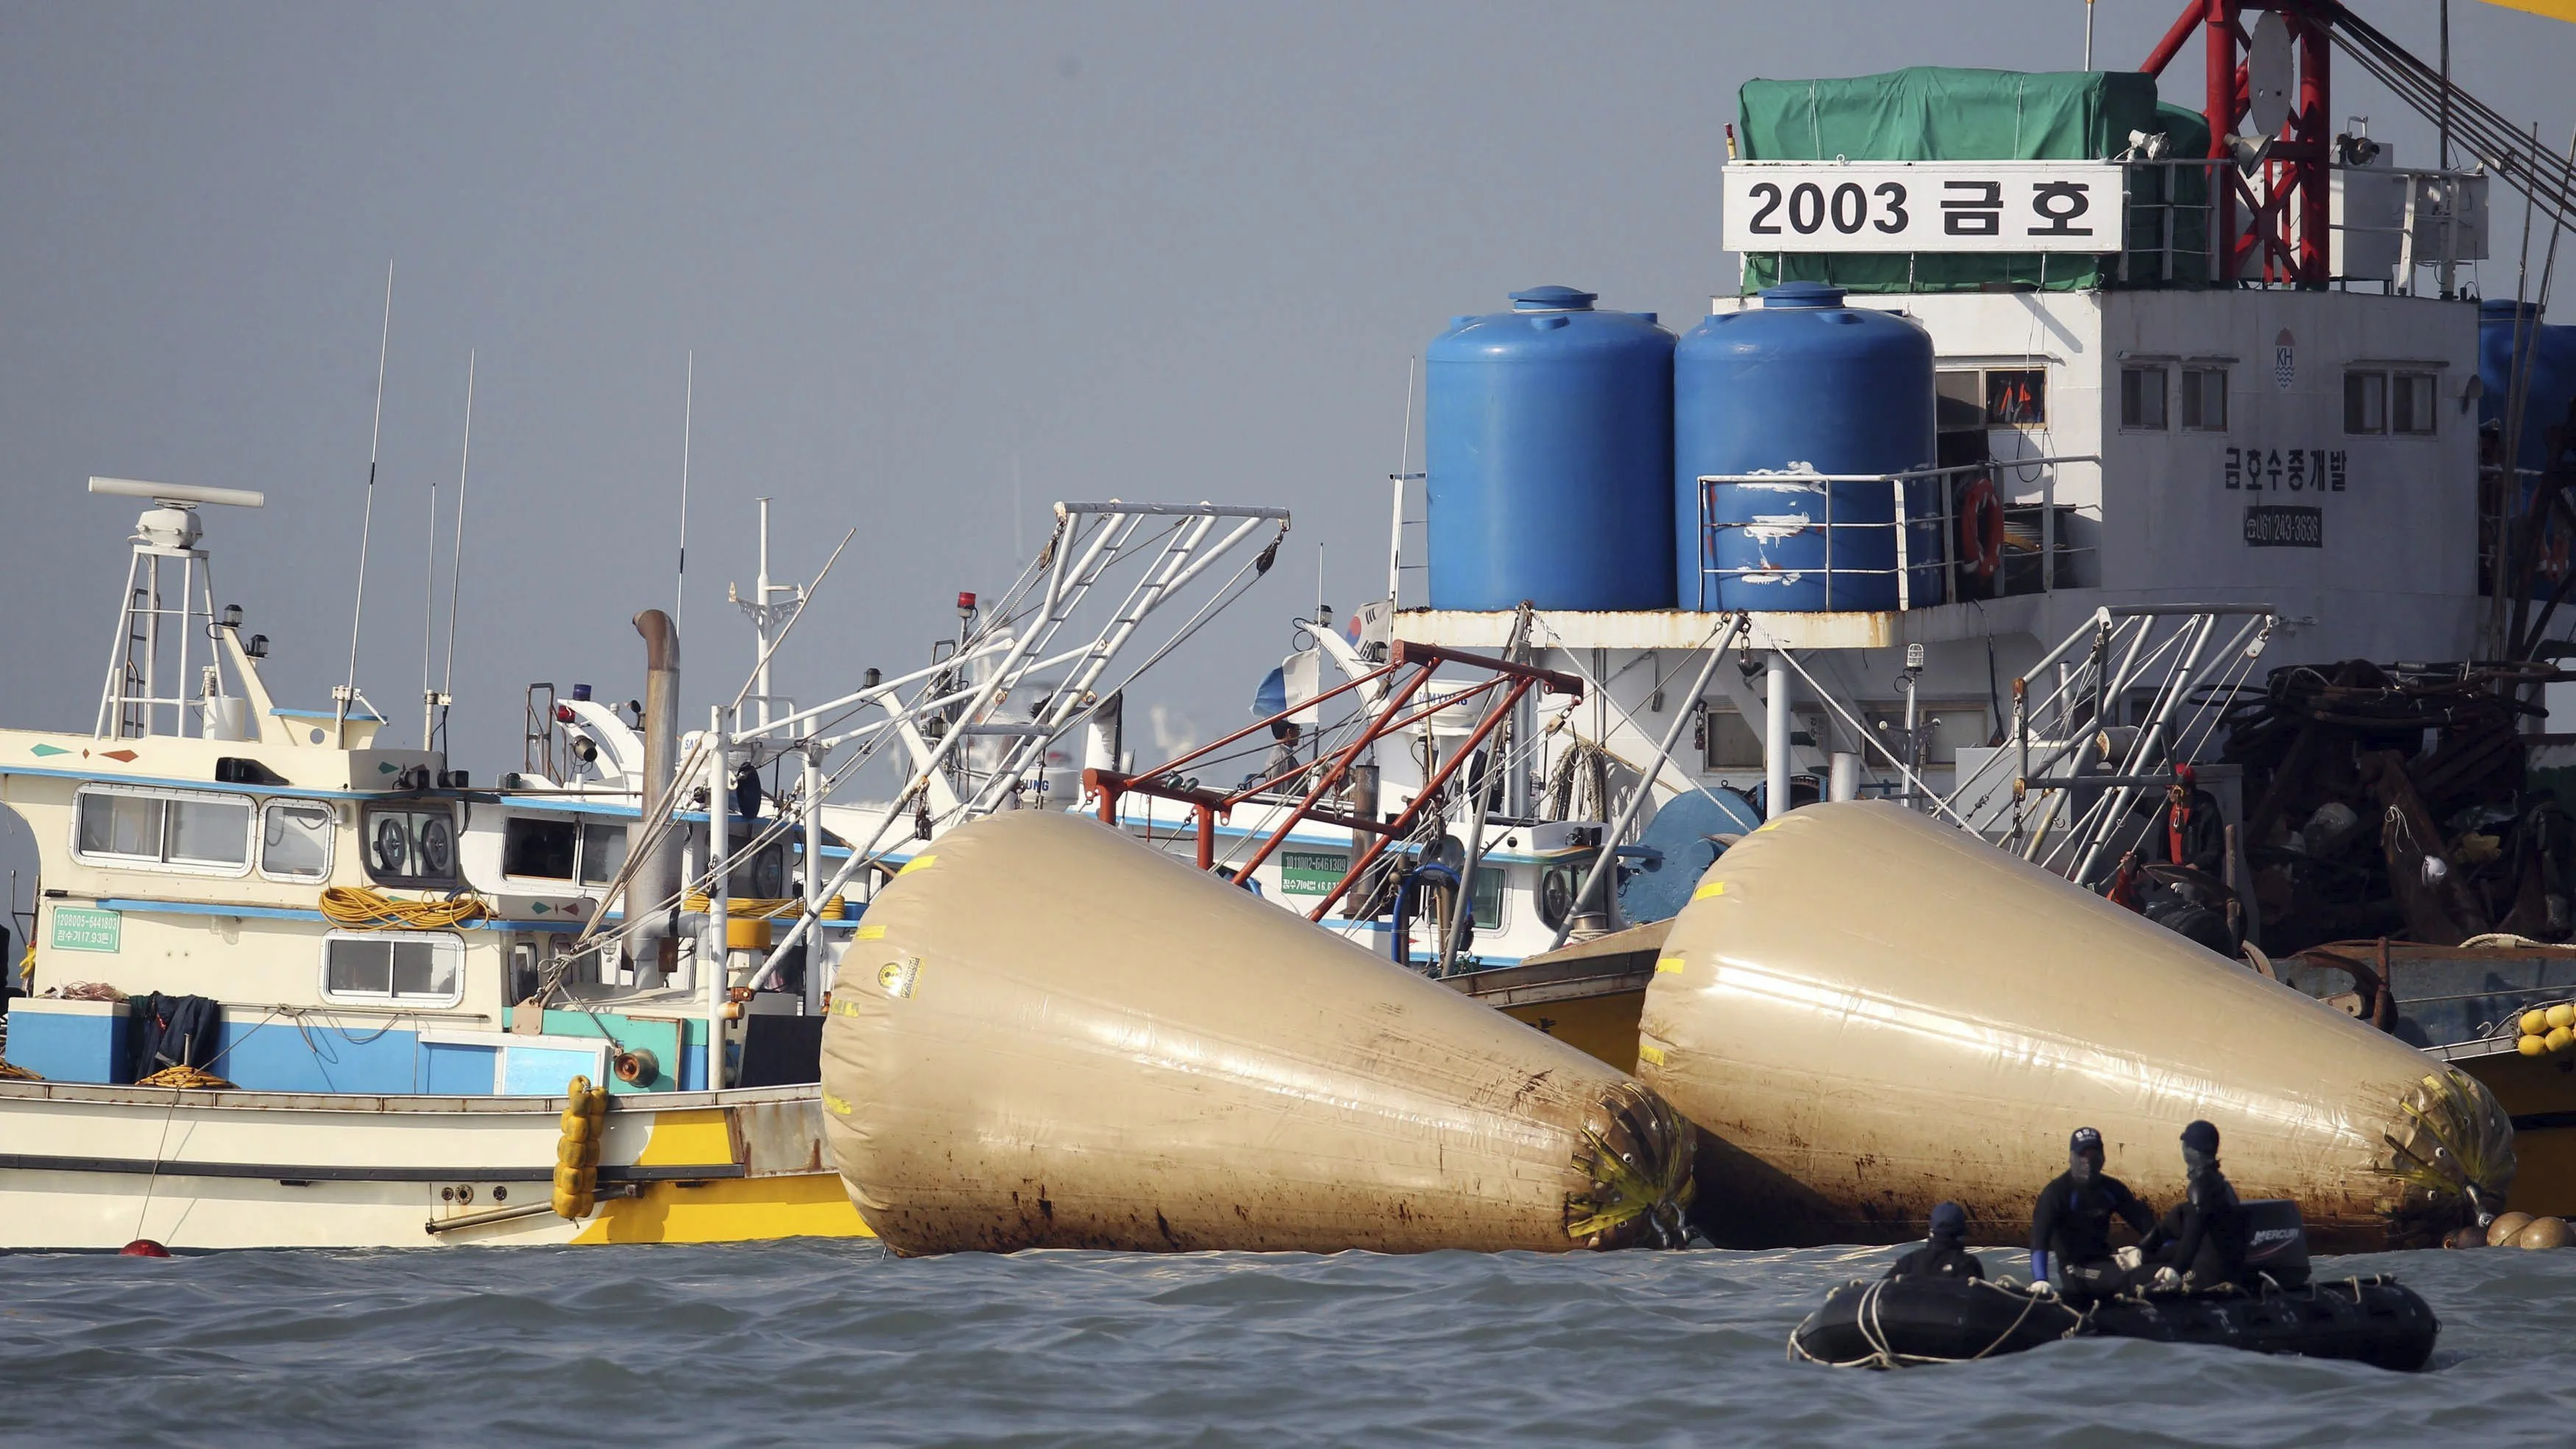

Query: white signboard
[1721,162,2128,255]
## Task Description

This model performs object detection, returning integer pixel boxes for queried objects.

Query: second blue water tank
[1676,282,1939,612]
[1425,286,1676,612]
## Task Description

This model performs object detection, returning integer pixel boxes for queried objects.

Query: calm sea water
[4,1240,2574,1445]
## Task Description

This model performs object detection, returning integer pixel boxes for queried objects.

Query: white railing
[1695,455,2101,612]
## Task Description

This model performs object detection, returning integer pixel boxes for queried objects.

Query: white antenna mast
[420,361,444,747]
[675,351,694,634]
[339,261,394,737]
[435,350,476,752]
[1387,355,1416,605]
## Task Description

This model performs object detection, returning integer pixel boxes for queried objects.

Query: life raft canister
[1959,475,2005,580]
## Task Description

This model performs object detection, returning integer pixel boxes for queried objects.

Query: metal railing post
[1893,476,1911,612]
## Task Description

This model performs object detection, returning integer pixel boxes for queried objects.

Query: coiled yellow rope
[0,1060,43,1082]
[135,1063,234,1090]
[319,886,491,931]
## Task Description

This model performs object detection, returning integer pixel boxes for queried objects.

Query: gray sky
[3,1,2570,911]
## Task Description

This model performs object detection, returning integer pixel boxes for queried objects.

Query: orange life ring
[1959,476,2006,580]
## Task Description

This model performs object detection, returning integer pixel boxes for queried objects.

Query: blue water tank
[2482,300,2576,481]
[1675,282,1939,612]
[1425,286,1676,612]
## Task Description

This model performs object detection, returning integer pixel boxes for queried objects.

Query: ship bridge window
[1936,372,1988,433]
[1701,706,1827,771]
[2348,369,2439,436]
[73,784,253,875]
[1985,369,2045,428]
[502,816,578,880]
[1861,704,1992,768]
[2182,368,2229,431]
[578,823,629,886]
[2120,366,2168,430]
[2344,371,2388,433]
[321,931,464,1007]
[258,800,335,882]
[2393,372,2438,435]
[364,806,459,888]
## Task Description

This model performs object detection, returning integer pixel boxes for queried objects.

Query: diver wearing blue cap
[1885,1201,1984,1280]
[2028,1126,2154,1299]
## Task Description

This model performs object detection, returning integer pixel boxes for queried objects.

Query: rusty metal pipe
[626,609,684,983]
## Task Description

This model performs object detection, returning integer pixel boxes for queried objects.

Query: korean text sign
[1722,162,2130,255]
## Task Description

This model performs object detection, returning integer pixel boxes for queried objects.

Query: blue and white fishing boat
[0,478,1288,1248]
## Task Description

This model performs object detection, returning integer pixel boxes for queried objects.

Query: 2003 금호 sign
[1721,161,2129,255]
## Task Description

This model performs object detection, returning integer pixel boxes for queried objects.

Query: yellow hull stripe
[631,1109,735,1167]
[573,1172,873,1244]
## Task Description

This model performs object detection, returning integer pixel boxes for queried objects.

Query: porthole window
[259,800,336,882]
[365,807,460,888]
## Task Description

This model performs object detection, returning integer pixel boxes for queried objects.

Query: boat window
[502,816,578,880]
[578,822,630,887]
[2344,370,2388,433]
[77,790,164,860]
[2393,372,2438,436]
[2119,366,2168,430]
[2181,368,2229,431]
[1861,704,1990,768]
[364,806,460,887]
[321,931,464,1007]
[73,785,253,874]
[259,801,335,882]
[1985,369,2045,427]
[1934,372,1987,433]
[1700,706,1826,772]
[1471,866,1504,930]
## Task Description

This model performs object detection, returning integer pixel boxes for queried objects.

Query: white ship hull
[0,1080,866,1250]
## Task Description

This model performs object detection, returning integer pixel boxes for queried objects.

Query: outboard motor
[2241,1199,2312,1288]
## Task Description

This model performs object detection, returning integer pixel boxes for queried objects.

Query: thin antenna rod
[420,358,443,745]
[340,261,394,734]
[676,351,695,631]
[1388,355,1416,604]
[438,350,476,737]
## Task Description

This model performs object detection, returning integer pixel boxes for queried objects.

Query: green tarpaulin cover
[1735,67,2210,292]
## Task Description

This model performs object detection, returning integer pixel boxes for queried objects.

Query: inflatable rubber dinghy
[1638,803,2512,1251]
[1791,1275,2439,1372]
[818,812,1696,1255]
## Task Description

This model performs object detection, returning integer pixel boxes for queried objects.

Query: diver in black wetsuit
[2138,1119,2249,1292]
[1886,1201,1985,1280]
[2029,1126,2156,1300]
